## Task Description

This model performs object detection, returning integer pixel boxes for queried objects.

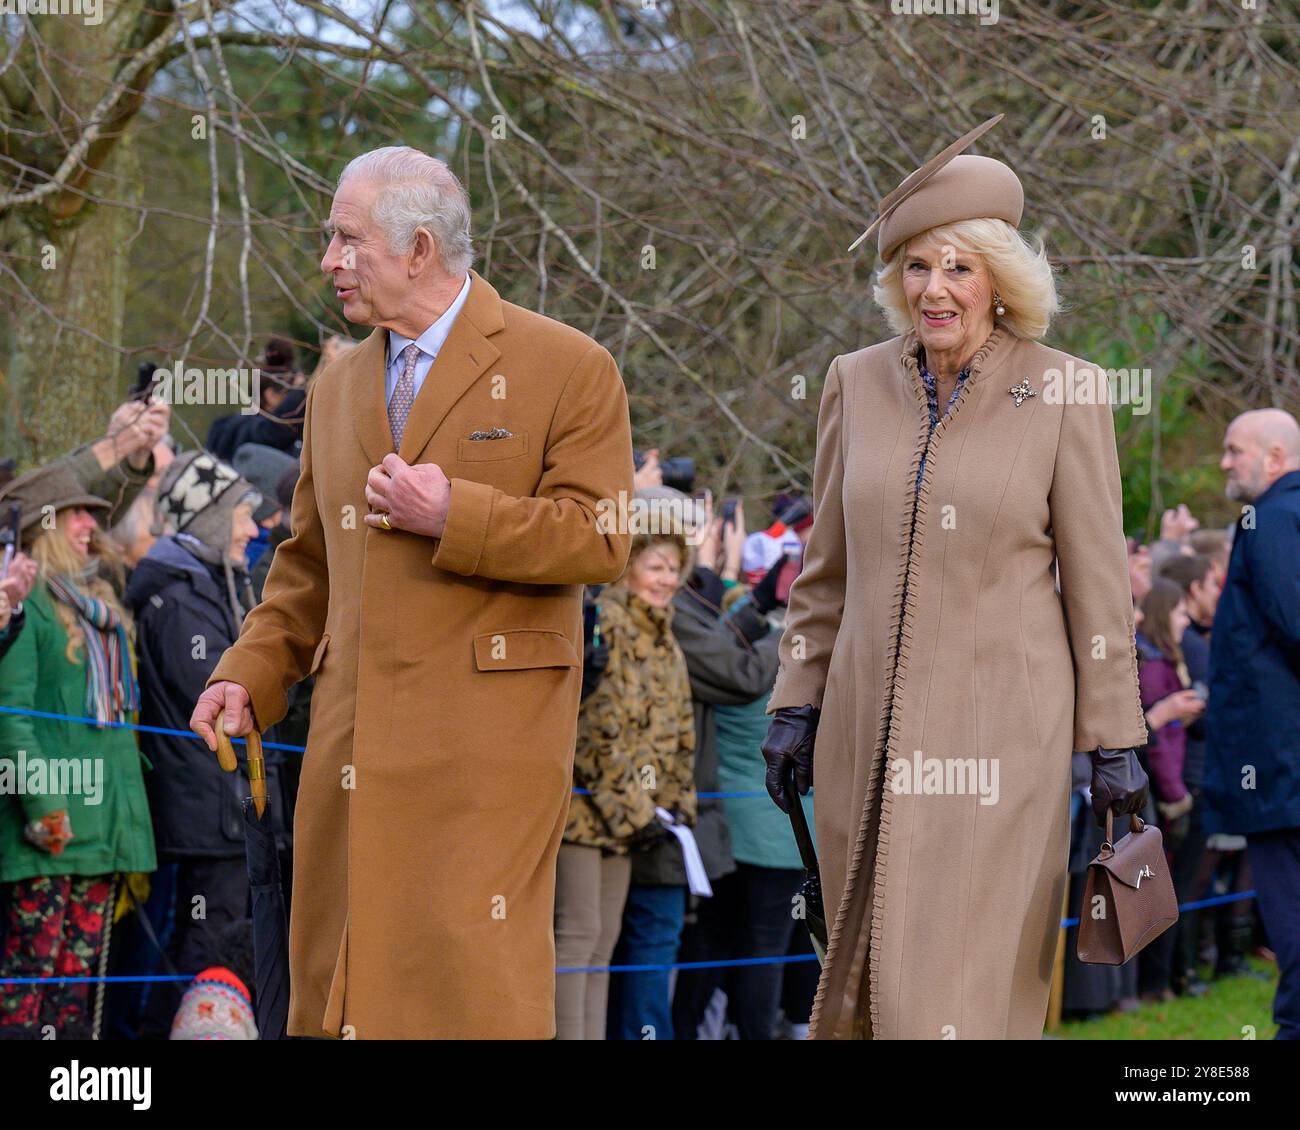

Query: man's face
[1221,421,1268,503]
[321,178,410,329]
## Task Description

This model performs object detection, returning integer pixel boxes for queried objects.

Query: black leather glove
[762,704,819,813]
[750,555,789,615]
[1088,746,1149,827]
[628,818,669,849]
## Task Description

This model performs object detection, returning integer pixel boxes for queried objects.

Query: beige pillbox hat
[850,114,1024,262]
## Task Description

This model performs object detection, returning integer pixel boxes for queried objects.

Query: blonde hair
[872,218,1060,341]
[30,511,131,665]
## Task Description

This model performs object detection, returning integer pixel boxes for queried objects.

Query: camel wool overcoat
[767,326,1147,1040]
[208,271,633,1039]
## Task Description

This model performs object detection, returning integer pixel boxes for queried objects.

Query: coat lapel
[345,270,506,468]
[398,270,504,465]
[347,329,391,469]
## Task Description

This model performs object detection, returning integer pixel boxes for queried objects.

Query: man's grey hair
[338,147,475,275]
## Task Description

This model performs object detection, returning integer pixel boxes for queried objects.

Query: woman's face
[625,544,682,609]
[1170,598,1191,642]
[62,507,99,563]
[901,235,996,363]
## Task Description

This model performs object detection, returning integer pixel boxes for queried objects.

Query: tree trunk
[3,3,148,469]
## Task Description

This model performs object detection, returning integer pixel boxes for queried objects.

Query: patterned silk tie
[388,343,421,449]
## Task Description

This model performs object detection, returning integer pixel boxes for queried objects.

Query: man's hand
[191,681,255,752]
[697,516,723,574]
[106,400,170,470]
[1160,503,1200,542]
[364,454,451,537]
[720,499,746,580]
[633,448,662,490]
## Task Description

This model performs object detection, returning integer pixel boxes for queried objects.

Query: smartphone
[0,502,20,581]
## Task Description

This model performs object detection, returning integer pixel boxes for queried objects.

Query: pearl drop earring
[994,293,1006,317]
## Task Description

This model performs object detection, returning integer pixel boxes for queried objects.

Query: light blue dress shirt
[384,274,473,406]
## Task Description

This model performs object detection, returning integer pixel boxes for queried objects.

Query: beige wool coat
[767,326,1147,1040]
[208,271,633,1039]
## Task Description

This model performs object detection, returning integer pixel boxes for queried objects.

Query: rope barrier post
[1046,873,1070,1033]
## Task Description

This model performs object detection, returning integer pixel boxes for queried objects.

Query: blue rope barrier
[1059,888,1257,929]
[0,974,194,986]
[0,890,1258,985]
[0,703,770,798]
[0,706,1262,981]
[0,704,301,752]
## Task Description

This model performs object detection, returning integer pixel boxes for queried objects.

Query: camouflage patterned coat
[564,584,696,852]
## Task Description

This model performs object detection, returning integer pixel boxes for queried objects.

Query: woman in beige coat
[762,118,1150,1040]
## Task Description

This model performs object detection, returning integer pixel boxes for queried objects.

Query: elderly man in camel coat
[191,147,633,1039]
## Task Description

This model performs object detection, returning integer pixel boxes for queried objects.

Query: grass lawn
[1056,958,1279,1040]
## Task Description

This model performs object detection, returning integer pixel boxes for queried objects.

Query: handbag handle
[1100,809,1145,855]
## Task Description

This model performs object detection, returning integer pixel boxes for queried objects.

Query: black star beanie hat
[155,451,263,627]
[155,450,261,556]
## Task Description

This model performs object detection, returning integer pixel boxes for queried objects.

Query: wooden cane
[215,722,268,818]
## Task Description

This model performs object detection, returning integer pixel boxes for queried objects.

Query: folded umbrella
[242,795,289,1040]
[783,771,827,965]
[216,725,288,1039]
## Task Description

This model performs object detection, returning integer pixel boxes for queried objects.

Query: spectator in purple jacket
[1135,577,1207,1001]
[1138,579,1205,822]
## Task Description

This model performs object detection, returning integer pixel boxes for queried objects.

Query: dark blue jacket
[1180,621,1210,789]
[205,388,305,463]
[1204,470,1300,835]
[125,537,289,858]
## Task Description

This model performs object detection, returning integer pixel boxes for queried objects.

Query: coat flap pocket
[458,433,528,462]
[473,629,577,671]
[309,633,331,675]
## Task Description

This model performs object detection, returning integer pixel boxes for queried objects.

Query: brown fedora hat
[0,461,112,540]
[849,114,1023,262]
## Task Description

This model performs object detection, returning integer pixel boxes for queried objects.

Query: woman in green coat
[0,462,156,1038]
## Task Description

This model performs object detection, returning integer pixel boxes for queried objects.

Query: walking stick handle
[214,724,268,819]
[215,722,239,772]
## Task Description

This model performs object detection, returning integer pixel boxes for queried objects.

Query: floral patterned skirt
[0,874,116,1038]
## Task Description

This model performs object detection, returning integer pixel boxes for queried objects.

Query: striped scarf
[45,573,140,727]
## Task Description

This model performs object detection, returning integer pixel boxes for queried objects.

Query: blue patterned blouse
[915,354,972,494]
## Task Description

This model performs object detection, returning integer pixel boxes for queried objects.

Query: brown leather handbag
[1077,811,1179,965]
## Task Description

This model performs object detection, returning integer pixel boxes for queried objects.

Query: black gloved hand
[750,555,789,615]
[629,818,668,848]
[1088,746,1149,827]
[762,704,819,813]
